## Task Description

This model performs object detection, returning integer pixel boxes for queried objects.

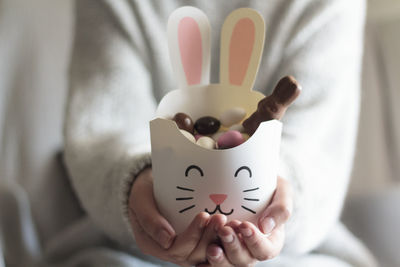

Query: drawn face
[177,165,259,216]
[151,119,281,233]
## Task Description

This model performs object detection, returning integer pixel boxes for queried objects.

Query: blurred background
[0,0,399,266]
[342,1,400,266]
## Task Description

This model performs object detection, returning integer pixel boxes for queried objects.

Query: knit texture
[64,0,375,265]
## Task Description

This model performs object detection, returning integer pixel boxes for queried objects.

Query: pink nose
[209,194,227,205]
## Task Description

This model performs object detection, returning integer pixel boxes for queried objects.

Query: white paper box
[151,117,281,233]
[150,7,282,233]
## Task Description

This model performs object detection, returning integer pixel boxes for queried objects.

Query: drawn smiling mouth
[205,205,234,215]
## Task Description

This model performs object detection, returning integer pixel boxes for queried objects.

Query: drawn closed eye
[185,165,204,177]
[234,166,252,178]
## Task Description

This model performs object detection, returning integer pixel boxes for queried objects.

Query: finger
[218,226,253,266]
[167,212,210,263]
[239,221,285,261]
[188,214,227,263]
[258,176,293,235]
[225,220,244,242]
[130,210,211,266]
[130,172,175,249]
[128,208,167,259]
[226,220,241,230]
[206,244,232,267]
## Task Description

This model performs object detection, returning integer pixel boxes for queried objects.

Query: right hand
[128,167,225,266]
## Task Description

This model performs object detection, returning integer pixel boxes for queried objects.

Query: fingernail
[208,249,221,261]
[158,229,172,249]
[220,233,234,243]
[240,226,253,237]
[199,217,208,229]
[208,254,220,261]
[261,217,276,235]
[214,221,222,232]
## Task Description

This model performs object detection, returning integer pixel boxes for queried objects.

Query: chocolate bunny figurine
[243,76,301,135]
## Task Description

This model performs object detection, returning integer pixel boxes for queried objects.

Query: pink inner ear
[229,18,255,86]
[178,17,202,85]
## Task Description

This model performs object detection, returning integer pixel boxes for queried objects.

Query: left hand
[197,176,293,267]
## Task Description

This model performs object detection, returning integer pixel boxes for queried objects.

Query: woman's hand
[128,167,223,266]
[197,176,293,267]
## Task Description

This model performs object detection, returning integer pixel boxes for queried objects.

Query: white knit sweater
[64,0,374,265]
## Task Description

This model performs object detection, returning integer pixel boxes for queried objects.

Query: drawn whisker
[177,186,195,192]
[176,197,194,201]
[243,187,259,192]
[243,198,259,201]
[179,205,196,213]
[241,205,256,214]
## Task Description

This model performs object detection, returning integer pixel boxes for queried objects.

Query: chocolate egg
[173,112,194,133]
[217,130,245,149]
[196,136,216,149]
[194,116,221,135]
[229,123,245,132]
[179,129,196,143]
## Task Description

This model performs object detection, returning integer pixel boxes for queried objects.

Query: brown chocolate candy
[194,116,221,135]
[243,76,301,135]
[173,112,194,133]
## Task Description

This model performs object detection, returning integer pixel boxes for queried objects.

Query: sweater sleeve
[64,0,155,246]
[273,0,366,254]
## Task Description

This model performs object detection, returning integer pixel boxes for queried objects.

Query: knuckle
[272,204,291,223]
[280,206,291,222]
[257,254,269,261]
[273,203,286,214]
[141,216,162,237]
[247,234,262,248]
[228,242,241,255]
[257,253,274,261]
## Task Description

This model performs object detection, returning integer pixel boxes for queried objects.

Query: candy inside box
[150,85,282,233]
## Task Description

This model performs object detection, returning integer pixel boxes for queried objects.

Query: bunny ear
[168,6,211,88]
[219,8,265,90]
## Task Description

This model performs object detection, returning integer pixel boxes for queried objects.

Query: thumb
[258,177,293,235]
[129,169,176,249]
